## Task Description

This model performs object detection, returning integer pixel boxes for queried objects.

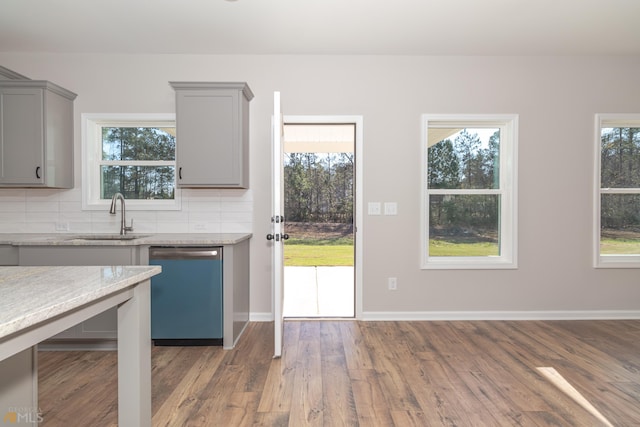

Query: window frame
[82,113,181,211]
[421,114,518,269]
[594,113,640,268]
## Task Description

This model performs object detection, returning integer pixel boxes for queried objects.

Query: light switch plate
[384,202,398,215]
[368,202,381,215]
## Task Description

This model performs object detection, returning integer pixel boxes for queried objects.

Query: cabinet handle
[35,166,41,179]
[179,167,182,180]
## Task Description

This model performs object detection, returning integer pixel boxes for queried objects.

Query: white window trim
[82,113,181,211]
[594,113,640,268]
[420,114,518,269]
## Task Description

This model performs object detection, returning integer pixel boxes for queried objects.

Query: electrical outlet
[388,277,397,290]
[55,222,69,231]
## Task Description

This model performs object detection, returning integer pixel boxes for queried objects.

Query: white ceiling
[1,0,639,56]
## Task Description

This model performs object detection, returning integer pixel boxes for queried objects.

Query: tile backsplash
[0,187,253,234]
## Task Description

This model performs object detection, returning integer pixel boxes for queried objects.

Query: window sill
[595,255,640,269]
[422,256,517,270]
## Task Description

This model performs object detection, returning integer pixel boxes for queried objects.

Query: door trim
[283,115,363,319]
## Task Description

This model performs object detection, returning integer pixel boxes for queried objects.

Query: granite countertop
[0,265,160,340]
[0,233,252,246]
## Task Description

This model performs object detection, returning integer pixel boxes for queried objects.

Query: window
[82,113,181,210]
[421,115,518,269]
[595,114,640,267]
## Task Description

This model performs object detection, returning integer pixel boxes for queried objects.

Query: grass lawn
[285,236,640,261]
[428,238,640,256]
[429,239,499,257]
[600,238,640,254]
[284,237,354,266]
[285,238,501,264]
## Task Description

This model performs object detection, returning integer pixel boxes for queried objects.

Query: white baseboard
[251,310,640,322]
[250,312,274,322]
[360,310,640,321]
[38,340,117,351]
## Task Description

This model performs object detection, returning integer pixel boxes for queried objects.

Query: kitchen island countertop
[0,265,160,426]
[0,265,160,342]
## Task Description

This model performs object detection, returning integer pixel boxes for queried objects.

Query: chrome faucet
[109,192,134,235]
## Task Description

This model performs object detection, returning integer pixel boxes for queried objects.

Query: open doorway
[282,121,356,318]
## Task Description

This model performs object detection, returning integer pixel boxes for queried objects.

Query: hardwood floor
[38,320,640,426]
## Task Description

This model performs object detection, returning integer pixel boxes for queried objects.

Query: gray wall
[1,53,639,318]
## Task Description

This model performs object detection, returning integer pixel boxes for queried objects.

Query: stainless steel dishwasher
[149,246,223,346]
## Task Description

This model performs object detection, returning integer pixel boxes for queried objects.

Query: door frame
[283,115,363,319]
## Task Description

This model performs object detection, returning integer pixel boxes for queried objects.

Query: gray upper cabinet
[0,80,76,188]
[0,65,30,80]
[170,82,253,188]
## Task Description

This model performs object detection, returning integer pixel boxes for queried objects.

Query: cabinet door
[0,88,44,184]
[19,246,138,341]
[0,245,18,265]
[176,89,242,187]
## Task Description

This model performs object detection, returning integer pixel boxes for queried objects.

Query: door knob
[267,233,289,241]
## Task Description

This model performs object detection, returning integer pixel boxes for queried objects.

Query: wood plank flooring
[37,320,640,426]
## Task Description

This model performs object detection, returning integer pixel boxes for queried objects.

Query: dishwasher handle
[149,247,221,260]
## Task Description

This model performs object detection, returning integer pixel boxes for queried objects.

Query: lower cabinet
[0,245,18,265]
[19,246,141,344]
[17,239,251,350]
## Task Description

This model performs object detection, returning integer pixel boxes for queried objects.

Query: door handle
[267,233,288,241]
[179,167,182,180]
[35,166,41,179]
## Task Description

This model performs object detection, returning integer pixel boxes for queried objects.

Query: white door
[270,91,286,358]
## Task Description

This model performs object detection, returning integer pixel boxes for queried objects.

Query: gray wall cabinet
[0,65,30,80]
[170,82,253,188]
[0,80,76,188]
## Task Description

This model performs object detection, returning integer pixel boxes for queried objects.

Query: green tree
[284,152,354,224]
[427,139,460,189]
[482,131,500,189]
[601,127,640,231]
[284,153,312,222]
[101,127,175,200]
[429,129,500,235]
[455,130,482,189]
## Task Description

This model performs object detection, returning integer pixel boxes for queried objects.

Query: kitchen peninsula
[0,265,160,426]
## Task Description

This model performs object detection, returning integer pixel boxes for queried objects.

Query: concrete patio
[283,266,354,317]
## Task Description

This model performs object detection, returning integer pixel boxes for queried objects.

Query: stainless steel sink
[65,234,150,241]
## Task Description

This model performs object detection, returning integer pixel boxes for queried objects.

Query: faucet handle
[124,218,134,233]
